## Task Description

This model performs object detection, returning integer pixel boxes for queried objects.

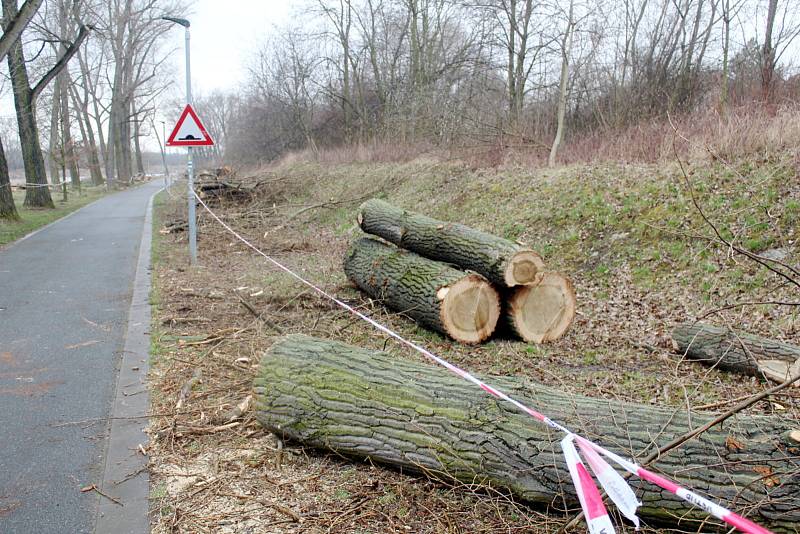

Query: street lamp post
[162,16,196,264]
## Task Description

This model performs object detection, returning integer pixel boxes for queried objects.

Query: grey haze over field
[163,0,292,94]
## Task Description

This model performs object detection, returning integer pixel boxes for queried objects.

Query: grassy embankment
[280,155,799,334]
[146,153,798,533]
[0,186,108,246]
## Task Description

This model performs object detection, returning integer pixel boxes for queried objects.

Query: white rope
[2,180,74,189]
[190,190,774,534]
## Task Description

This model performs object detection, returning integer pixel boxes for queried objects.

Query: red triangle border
[166,104,214,146]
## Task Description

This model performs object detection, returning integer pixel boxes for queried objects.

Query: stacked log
[255,335,800,530]
[673,322,800,383]
[506,272,576,343]
[344,237,500,344]
[357,198,544,287]
[351,199,575,343]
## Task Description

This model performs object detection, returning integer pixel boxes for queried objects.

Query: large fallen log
[506,272,576,343]
[344,237,500,344]
[357,198,544,288]
[673,322,800,383]
[255,335,800,531]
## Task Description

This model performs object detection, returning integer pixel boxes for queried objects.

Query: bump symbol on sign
[166,104,214,146]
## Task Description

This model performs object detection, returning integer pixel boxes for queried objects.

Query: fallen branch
[673,322,800,383]
[81,484,123,506]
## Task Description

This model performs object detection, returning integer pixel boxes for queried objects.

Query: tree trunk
[131,100,144,175]
[344,237,500,344]
[761,0,778,102]
[48,82,62,184]
[4,0,52,208]
[506,272,576,343]
[92,92,108,184]
[720,0,730,112]
[357,199,543,288]
[673,322,800,383]
[84,122,104,185]
[0,136,19,220]
[105,104,116,187]
[255,335,800,531]
[0,0,43,63]
[506,0,516,118]
[512,0,533,121]
[548,0,574,168]
[67,82,103,186]
[113,96,132,185]
[59,72,80,192]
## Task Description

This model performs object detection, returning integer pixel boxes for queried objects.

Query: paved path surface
[0,181,161,533]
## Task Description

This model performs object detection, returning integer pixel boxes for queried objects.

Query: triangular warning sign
[166,104,214,146]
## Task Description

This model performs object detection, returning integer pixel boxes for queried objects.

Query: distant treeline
[205,0,799,166]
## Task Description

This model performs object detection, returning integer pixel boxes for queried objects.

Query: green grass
[280,155,799,297]
[0,185,108,246]
[148,190,168,367]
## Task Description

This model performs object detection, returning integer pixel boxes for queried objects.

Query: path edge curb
[94,187,161,533]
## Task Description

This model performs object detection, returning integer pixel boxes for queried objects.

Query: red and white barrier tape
[192,190,773,534]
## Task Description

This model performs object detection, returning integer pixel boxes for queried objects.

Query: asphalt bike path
[0,180,162,533]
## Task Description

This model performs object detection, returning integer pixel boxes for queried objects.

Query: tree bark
[3,0,53,208]
[48,81,62,185]
[59,72,80,191]
[255,335,800,531]
[548,0,573,168]
[761,0,778,102]
[506,272,576,343]
[344,237,500,344]
[0,0,42,63]
[0,137,20,220]
[357,199,543,288]
[720,0,730,112]
[131,100,144,175]
[673,322,800,382]
[67,82,103,186]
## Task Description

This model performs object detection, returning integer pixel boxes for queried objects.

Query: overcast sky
[167,0,293,96]
[154,0,295,151]
[1,0,798,157]
[0,0,296,149]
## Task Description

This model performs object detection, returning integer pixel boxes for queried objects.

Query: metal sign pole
[184,23,197,264]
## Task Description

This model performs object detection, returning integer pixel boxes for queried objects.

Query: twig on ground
[81,484,123,506]
[236,293,284,333]
[175,369,202,410]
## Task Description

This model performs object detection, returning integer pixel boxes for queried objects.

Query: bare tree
[0,0,40,61]
[1,0,88,208]
[0,136,17,219]
[549,0,574,167]
[93,0,184,187]
[0,0,44,220]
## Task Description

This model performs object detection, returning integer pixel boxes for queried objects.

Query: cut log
[344,237,500,344]
[357,198,544,287]
[255,335,799,531]
[673,322,800,383]
[506,272,576,343]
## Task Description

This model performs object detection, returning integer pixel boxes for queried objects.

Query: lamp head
[161,16,190,28]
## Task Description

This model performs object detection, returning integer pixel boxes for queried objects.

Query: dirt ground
[146,164,799,533]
